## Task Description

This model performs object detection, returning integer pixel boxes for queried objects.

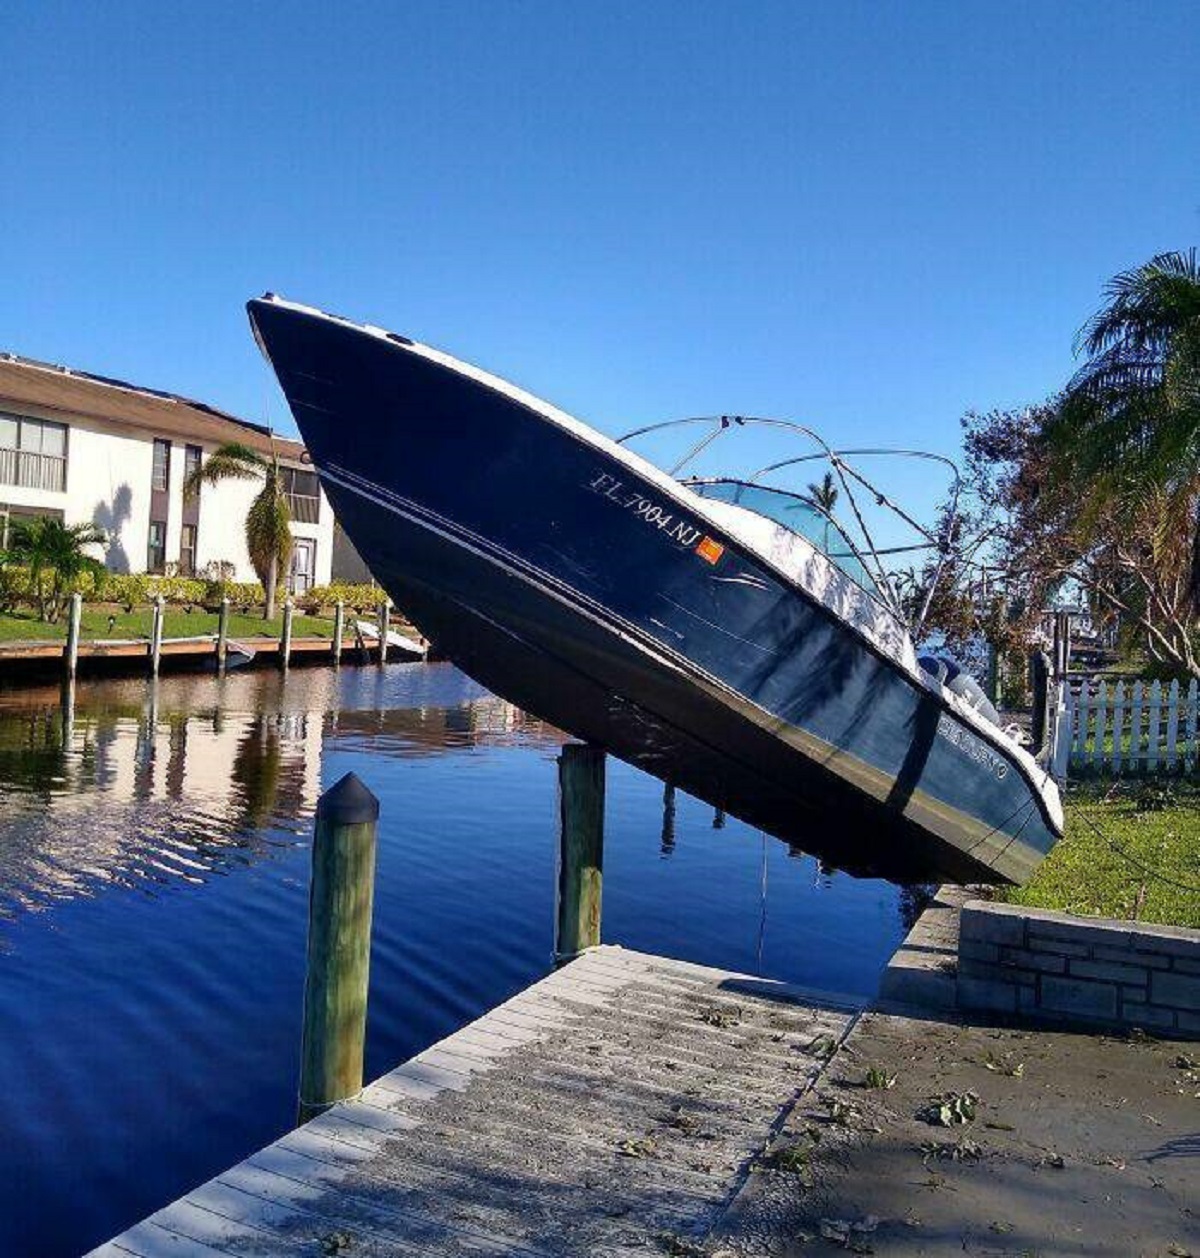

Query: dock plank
[88,946,860,1256]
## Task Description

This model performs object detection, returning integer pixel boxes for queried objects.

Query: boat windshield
[684,478,882,598]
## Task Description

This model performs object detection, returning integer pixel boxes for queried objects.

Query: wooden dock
[0,635,419,668]
[0,636,344,662]
[88,945,862,1257]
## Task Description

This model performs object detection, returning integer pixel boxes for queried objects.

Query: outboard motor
[918,655,1001,727]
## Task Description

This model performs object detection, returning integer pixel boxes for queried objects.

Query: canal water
[0,663,914,1256]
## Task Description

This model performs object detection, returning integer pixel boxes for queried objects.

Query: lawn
[0,605,337,642]
[1002,779,1200,929]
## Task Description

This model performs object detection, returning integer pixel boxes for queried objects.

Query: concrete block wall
[958,900,1200,1038]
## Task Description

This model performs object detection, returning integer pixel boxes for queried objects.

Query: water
[0,663,912,1256]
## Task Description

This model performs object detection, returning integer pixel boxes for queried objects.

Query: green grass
[0,605,337,642]
[1002,780,1200,929]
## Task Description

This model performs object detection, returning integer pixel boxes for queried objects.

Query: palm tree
[1050,249,1200,606]
[807,470,839,514]
[806,470,839,553]
[184,442,292,620]
[8,517,107,622]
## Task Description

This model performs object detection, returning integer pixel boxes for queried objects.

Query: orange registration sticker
[695,536,725,564]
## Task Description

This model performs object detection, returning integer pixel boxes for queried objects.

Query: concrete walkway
[714,1007,1199,1256]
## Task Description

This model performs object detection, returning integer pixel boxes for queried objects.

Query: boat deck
[88,945,861,1257]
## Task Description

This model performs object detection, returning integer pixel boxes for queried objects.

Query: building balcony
[0,447,67,493]
[286,493,320,524]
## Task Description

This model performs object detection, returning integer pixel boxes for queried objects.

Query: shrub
[297,582,381,614]
[97,572,151,607]
[96,571,262,609]
[200,560,238,607]
[0,562,30,612]
[225,581,266,611]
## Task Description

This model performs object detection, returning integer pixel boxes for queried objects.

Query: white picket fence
[1052,677,1200,778]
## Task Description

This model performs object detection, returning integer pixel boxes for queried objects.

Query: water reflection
[0,667,558,922]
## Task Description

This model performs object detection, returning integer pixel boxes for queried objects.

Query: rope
[1066,802,1200,894]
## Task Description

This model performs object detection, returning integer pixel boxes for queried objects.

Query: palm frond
[184,442,268,496]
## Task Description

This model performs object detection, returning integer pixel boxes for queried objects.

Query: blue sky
[2,1,1196,519]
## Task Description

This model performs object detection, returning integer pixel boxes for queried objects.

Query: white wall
[67,417,154,573]
[195,471,259,579]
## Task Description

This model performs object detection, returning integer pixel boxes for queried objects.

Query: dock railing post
[554,742,605,966]
[64,591,82,682]
[1030,649,1051,755]
[217,597,230,675]
[985,640,1001,708]
[298,772,380,1125]
[149,595,164,677]
[377,601,390,665]
[332,599,344,665]
[281,599,294,671]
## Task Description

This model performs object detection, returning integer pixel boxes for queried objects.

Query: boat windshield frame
[615,415,963,635]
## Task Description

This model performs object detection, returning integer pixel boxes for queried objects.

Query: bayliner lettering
[586,471,704,549]
[937,715,1009,780]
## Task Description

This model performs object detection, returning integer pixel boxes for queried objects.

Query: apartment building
[0,353,334,593]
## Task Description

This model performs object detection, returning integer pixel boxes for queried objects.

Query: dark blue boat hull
[249,299,1060,884]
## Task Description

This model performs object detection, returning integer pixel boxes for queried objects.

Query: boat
[247,295,1063,885]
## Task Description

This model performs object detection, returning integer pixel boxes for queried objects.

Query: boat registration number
[586,471,706,551]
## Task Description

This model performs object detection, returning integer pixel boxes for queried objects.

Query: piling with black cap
[554,742,605,965]
[297,772,380,1124]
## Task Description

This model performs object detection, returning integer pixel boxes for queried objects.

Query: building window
[0,504,65,549]
[179,523,197,575]
[147,520,167,573]
[183,444,202,494]
[282,465,321,524]
[152,439,171,493]
[0,411,68,492]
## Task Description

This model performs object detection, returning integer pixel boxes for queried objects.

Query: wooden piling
[281,599,294,671]
[216,597,230,674]
[985,641,1001,707]
[332,600,345,665]
[64,591,82,682]
[377,601,390,665]
[298,772,380,1125]
[1030,649,1051,754]
[149,595,164,677]
[555,743,605,965]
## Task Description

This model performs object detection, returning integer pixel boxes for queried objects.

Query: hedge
[0,566,383,615]
[295,582,382,613]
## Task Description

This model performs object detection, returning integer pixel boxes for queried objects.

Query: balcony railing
[0,447,67,493]
[286,493,320,524]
